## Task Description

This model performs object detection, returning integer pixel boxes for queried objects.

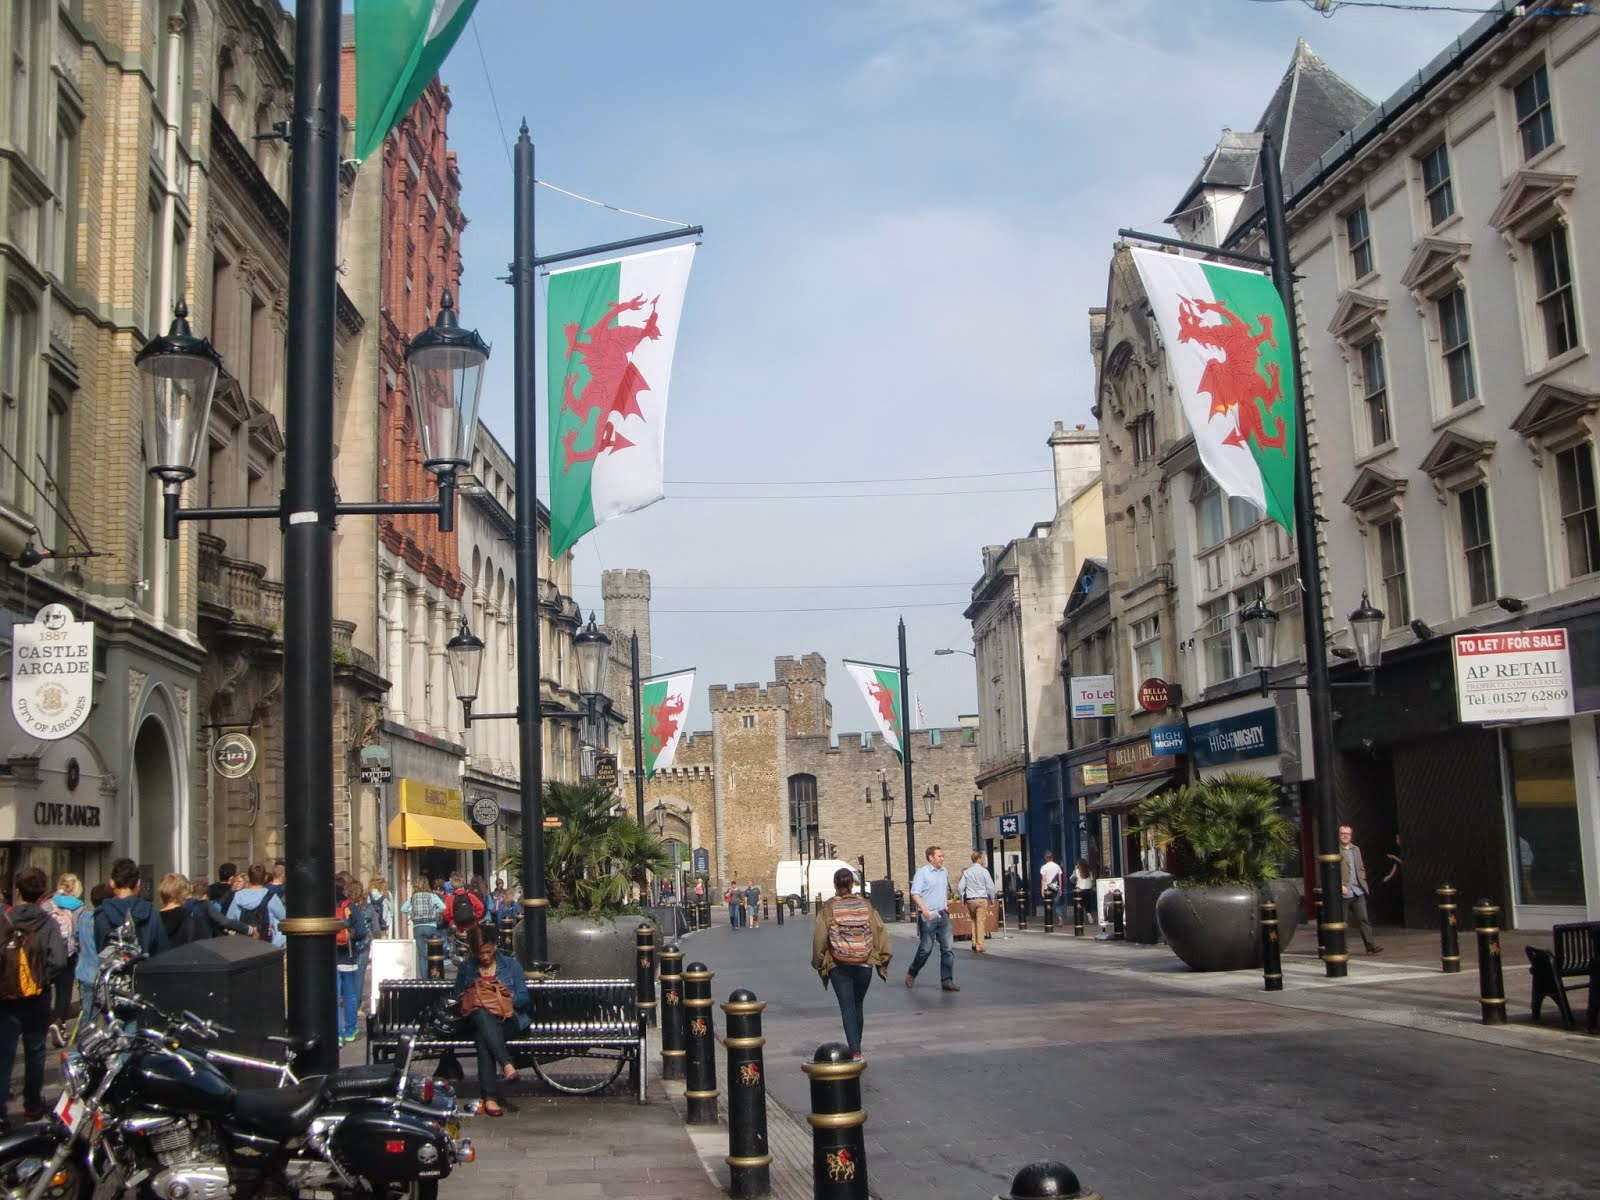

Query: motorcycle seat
[232,1081,325,1142]
[318,1065,401,1102]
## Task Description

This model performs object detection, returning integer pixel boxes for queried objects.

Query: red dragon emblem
[559,294,661,471]
[646,693,685,761]
[866,681,898,730]
[1175,296,1288,453]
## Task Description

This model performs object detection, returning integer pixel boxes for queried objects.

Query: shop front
[0,733,117,889]
[462,771,518,888]
[1088,729,1185,877]
[1064,746,1110,871]
[387,778,485,890]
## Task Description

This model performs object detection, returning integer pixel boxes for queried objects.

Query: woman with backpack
[74,884,109,1030]
[335,878,372,1046]
[367,876,392,939]
[404,875,445,977]
[811,867,892,1061]
[40,874,82,1044]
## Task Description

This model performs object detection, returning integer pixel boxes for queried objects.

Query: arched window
[787,774,818,859]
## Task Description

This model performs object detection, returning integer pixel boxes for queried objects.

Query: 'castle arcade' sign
[10,604,95,740]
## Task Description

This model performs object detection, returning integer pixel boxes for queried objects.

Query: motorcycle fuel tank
[329,1109,451,1185]
[117,1046,237,1119]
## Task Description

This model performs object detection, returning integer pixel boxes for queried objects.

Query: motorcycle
[0,936,470,1200]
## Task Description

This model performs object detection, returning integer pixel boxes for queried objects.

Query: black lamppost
[138,289,485,1075]
[1238,591,1386,698]
[572,612,614,781]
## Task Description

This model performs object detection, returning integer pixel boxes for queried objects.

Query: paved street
[679,914,1600,1200]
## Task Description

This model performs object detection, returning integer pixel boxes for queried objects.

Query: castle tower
[771,653,830,738]
[600,569,652,735]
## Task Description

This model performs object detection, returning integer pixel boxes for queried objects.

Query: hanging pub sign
[594,753,619,787]
[10,604,95,740]
[1138,678,1172,712]
[211,732,257,779]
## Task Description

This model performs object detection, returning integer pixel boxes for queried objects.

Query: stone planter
[1155,879,1301,972]
[516,913,655,979]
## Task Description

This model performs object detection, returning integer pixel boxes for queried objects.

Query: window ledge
[1351,269,1381,291]
[1431,398,1485,432]
[1354,441,1399,469]
[1517,140,1567,174]
[1523,345,1589,387]
[1427,212,1465,238]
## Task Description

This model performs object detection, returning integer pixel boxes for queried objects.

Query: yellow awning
[387,812,486,851]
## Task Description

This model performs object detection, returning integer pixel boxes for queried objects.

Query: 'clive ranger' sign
[10,604,95,740]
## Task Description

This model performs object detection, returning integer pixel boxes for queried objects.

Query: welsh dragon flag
[1130,248,1297,531]
[844,660,905,757]
[353,0,478,163]
[640,670,694,779]
[547,245,696,557]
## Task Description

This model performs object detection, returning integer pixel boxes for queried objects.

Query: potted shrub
[501,780,672,977]
[1134,773,1301,972]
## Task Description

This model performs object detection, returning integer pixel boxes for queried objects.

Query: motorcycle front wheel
[405,1182,438,1200]
[0,1150,86,1200]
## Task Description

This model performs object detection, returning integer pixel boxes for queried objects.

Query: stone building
[605,574,980,899]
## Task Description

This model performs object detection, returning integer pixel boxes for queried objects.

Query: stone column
[409,586,430,729]
[384,572,408,722]
[496,610,513,768]
[428,599,449,737]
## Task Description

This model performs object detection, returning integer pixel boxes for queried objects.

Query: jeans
[77,981,98,1033]
[54,954,78,1023]
[465,1007,520,1099]
[413,924,440,977]
[908,911,955,984]
[0,996,51,1115]
[829,964,872,1054]
[729,903,744,929]
[337,966,365,1039]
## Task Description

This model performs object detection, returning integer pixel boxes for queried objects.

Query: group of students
[400,872,519,977]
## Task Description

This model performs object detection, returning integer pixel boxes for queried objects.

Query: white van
[773,859,865,906]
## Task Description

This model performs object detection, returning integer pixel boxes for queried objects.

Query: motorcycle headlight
[63,1050,94,1095]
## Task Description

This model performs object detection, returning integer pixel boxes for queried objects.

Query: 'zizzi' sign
[10,604,96,740]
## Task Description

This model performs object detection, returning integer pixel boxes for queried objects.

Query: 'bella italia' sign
[10,604,95,740]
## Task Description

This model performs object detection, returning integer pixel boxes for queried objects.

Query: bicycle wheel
[529,1048,626,1095]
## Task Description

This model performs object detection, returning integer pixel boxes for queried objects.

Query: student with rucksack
[334,878,372,1046]
[1,866,70,1127]
[404,875,445,977]
[94,859,169,958]
[810,866,892,1062]
[225,864,286,947]
[75,884,111,1028]
[39,873,82,1043]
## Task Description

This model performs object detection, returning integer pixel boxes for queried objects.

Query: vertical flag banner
[845,660,904,757]
[353,0,479,163]
[915,693,926,729]
[1130,248,1297,531]
[547,245,696,557]
[641,670,695,778]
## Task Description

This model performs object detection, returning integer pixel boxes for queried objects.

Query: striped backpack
[827,895,873,965]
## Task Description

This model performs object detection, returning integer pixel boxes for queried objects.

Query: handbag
[459,977,514,1020]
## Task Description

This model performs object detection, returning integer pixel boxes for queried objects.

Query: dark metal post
[803,1043,868,1200]
[512,126,547,967]
[897,618,916,885]
[497,910,515,950]
[1261,131,1346,980]
[631,631,646,823]
[279,0,340,1076]
[682,961,718,1124]
[635,923,657,1028]
[425,935,444,981]
[1110,889,1125,940]
[1001,1162,1102,1200]
[1072,889,1085,938]
[1261,899,1283,992]
[1437,885,1461,973]
[1474,900,1507,1025]
[658,942,685,1081]
[775,895,784,926]
[722,989,771,1199]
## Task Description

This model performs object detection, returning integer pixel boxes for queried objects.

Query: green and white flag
[547,245,696,557]
[844,660,904,757]
[353,0,478,163]
[640,670,695,778]
[1130,248,1297,531]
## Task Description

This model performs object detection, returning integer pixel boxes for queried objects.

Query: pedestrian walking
[1338,825,1385,955]
[726,882,744,930]
[958,852,997,953]
[367,876,392,938]
[157,874,207,947]
[74,884,109,1030]
[1039,850,1065,924]
[746,879,762,928]
[1380,835,1404,925]
[905,846,958,992]
[1069,858,1096,922]
[95,859,169,957]
[404,875,445,976]
[335,878,372,1046]
[186,878,249,938]
[266,860,287,902]
[0,866,70,1127]
[207,863,238,909]
[812,867,891,1061]
[39,874,82,1043]
[226,865,286,947]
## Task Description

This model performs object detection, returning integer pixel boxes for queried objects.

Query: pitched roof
[1169,39,1374,236]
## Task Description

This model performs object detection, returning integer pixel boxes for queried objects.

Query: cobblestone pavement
[680,915,1600,1200]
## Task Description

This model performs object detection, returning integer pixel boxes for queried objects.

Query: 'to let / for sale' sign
[1452,628,1573,723]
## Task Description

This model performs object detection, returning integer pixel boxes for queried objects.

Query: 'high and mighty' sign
[1453,628,1572,723]
[11,604,95,740]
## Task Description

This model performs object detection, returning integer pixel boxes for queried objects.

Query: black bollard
[999,1160,1102,1200]
[659,942,686,1081]
[1473,900,1507,1025]
[1110,890,1125,940]
[701,899,711,930]
[682,961,719,1124]
[1043,890,1054,934]
[1314,886,1325,958]
[1072,890,1085,938]
[498,910,515,949]
[803,1043,867,1200]
[776,896,785,926]
[763,899,770,921]
[1437,885,1461,974]
[1260,899,1283,992]
[425,935,444,980]
[722,989,771,1199]
[636,923,658,1028]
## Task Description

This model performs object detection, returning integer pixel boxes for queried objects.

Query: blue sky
[421,0,1479,733]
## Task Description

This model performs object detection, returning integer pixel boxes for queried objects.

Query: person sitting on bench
[454,927,530,1117]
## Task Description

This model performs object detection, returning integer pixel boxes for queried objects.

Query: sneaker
[1367,945,1385,955]
[941,982,960,992]
[47,1023,65,1049]
[850,1052,863,1062]
[903,974,915,988]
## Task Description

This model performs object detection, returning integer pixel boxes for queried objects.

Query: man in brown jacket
[1338,825,1384,955]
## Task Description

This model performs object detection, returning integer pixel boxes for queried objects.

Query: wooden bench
[367,978,647,1101]
[1525,920,1599,1030]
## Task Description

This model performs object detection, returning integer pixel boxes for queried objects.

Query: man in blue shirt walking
[905,846,958,992]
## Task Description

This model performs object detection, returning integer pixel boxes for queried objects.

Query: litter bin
[135,936,286,1059]
[1121,870,1173,945]
[868,880,895,923]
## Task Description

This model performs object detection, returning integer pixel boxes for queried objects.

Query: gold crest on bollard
[825,1149,856,1182]
[739,1061,760,1086]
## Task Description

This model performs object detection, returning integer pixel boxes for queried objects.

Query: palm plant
[1134,773,1297,886]
[500,780,671,915]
